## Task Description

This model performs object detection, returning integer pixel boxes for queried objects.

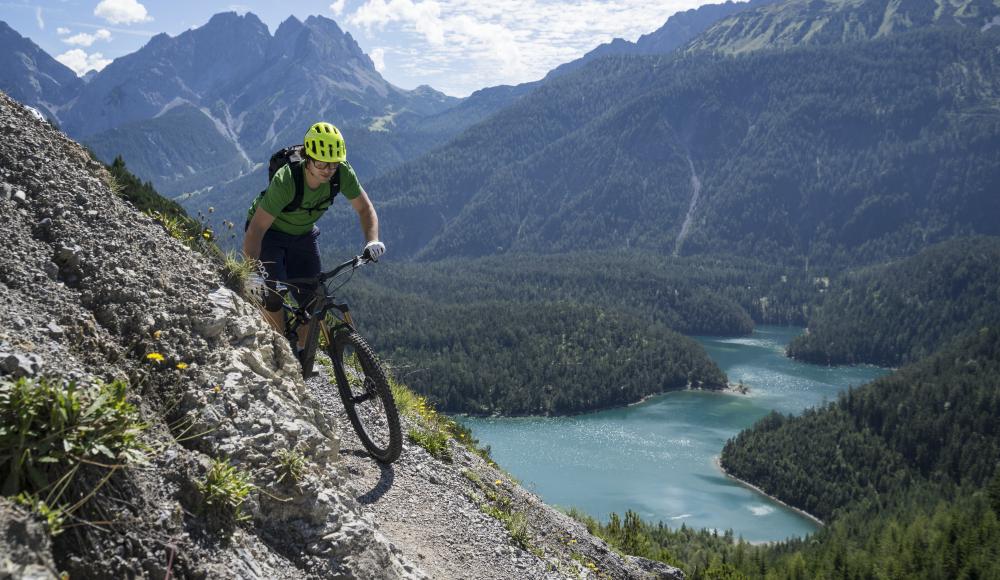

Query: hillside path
[305,367,683,580]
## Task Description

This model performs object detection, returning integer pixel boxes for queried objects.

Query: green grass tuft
[275,448,307,485]
[0,376,147,498]
[197,458,255,523]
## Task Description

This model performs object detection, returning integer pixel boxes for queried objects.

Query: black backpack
[259,144,340,213]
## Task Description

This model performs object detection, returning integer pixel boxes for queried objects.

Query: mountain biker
[242,122,384,353]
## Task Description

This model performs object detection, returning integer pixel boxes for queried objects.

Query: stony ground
[310,366,683,580]
[0,90,683,579]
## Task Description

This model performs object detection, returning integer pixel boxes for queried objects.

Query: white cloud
[35,6,44,29]
[350,0,445,45]
[57,27,72,35]
[370,47,386,71]
[63,29,113,47]
[56,49,112,76]
[330,0,347,17]
[94,0,152,25]
[346,0,707,96]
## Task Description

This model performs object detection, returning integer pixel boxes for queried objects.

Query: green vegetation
[0,376,147,497]
[569,486,1000,580]
[335,28,1000,265]
[0,376,147,538]
[392,377,491,462]
[367,294,725,415]
[463,470,534,552]
[196,458,255,523]
[788,236,1000,365]
[725,326,1000,520]
[329,250,834,415]
[687,0,1000,54]
[550,322,1000,579]
[274,448,307,485]
[106,155,190,218]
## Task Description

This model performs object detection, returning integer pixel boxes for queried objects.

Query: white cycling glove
[364,240,386,261]
[245,260,269,301]
[246,273,268,301]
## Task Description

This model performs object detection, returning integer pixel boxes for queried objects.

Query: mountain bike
[279,253,402,463]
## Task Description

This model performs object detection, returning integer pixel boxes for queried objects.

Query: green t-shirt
[248,161,362,235]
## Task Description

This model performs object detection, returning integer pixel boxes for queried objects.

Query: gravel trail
[306,359,684,580]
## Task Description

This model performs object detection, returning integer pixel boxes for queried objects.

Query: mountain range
[0,0,787,222]
[0,12,457,198]
[2,0,1000,267]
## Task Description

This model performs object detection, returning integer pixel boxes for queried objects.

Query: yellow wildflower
[176,362,188,370]
[495,479,502,486]
[152,330,162,339]
[146,352,164,362]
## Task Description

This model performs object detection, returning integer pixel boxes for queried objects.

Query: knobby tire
[328,331,402,463]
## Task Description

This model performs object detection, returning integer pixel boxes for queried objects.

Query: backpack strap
[261,161,340,215]
[283,161,306,212]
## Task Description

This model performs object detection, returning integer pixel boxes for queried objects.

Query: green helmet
[303,122,346,163]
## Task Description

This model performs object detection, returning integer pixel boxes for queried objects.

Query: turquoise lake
[457,326,889,543]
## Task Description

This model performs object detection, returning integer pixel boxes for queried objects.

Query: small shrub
[391,379,493,462]
[0,376,147,497]
[223,251,257,296]
[275,448,306,485]
[408,428,452,462]
[197,459,254,522]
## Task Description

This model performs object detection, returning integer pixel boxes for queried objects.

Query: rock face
[0,90,420,578]
[0,498,59,579]
[0,21,82,120]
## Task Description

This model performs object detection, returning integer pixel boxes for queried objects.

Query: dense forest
[724,326,1000,520]
[326,250,836,414]
[787,236,1000,366]
[572,479,1000,579]
[568,325,1000,579]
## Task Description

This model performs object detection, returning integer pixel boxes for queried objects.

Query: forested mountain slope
[788,236,1000,365]
[723,326,1000,522]
[350,27,1000,264]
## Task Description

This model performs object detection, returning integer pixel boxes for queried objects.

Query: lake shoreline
[627,382,750,408]
[713,456,825,528]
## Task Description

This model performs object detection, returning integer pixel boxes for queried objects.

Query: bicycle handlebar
[318,253,374,283]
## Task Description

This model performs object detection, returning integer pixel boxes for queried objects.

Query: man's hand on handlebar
[363,240,386,262]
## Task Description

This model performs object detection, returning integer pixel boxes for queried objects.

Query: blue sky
[5,0,716,96]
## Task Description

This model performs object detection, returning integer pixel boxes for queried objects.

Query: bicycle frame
[280,255,371,377]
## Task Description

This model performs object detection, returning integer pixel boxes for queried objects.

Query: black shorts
[259,227,321,309]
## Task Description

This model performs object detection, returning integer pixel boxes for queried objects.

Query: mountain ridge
[347,24,1000,265]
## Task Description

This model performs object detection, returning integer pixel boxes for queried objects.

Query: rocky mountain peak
[0,20,81,115]
[296,15,374,72]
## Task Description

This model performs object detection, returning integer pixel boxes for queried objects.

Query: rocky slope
[0,90,682,579]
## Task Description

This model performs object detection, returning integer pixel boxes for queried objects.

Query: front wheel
[328,331,402,463]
